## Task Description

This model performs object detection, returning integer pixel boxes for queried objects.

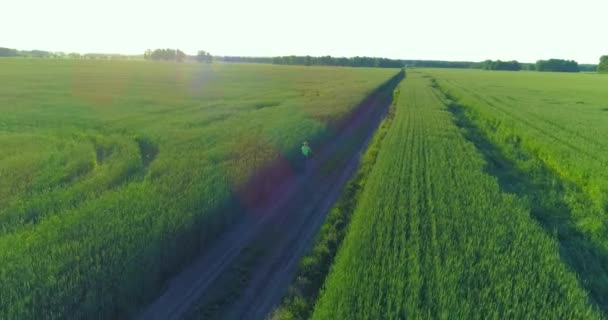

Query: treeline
[195,50,212,63]
[83,53,142,60]
[536,59,579,72]
[0,47,141,60]
[144,48,187,61]
[219,55,404,68]
[221,57,491,69]
[222,57,480,69]
[404,60,482,69]
[599,56,608,73]
[218,56,274,63]
[482,60,522,71]
[3,46,605,73]
[480,59,598,73]
[481,59,594,72]
[580,64,598,72]
[142,49,213,63]
[0,47,54,58]
[271,55,404,68]
[0,47,18,56]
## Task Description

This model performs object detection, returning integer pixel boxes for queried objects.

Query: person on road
[301,141,312,170]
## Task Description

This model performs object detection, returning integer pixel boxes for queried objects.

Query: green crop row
[311,72,600,319]
[0,60,399,319]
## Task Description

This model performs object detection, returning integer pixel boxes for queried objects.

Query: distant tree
[578,64,597,72]
[521,63,536,71]
[336,57,349,66]
[145,48,187,62]
[304,55,312,66]
[196,50,212,63]
[599,55,608,73]
[403,60,481,69]
[482,60,521,71]
[536,59,579,72]
[221,56,520,70]
[269,55,403,68]
[68,52,82,59]
[0,47,19,57]
[175,49,186,62]
[18,50,52,58]
[52,52,67,59]
[152,49,172,60]
[220,56,273,63]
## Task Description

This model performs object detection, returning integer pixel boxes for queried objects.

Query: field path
[136,73,402,320]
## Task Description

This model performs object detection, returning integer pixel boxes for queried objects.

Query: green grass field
[427,68,608,309]
[0,59,398,319]
[311,72,602,319]
[4,59,608,319]
[427,69,608,212]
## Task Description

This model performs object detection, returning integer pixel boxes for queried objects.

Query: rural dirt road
[136,72,403,320]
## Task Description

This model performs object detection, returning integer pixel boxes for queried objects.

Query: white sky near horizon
[2,0,607,64]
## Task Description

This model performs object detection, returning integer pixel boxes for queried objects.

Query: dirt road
[136,72,403,320]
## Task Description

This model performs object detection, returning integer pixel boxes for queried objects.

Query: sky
[3,0,607,63]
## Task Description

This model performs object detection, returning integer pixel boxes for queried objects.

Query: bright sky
[3,0,606,63]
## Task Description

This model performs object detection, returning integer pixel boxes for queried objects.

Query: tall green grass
[427,68,608,311]
[426,69,608,212]
[0,59,398,319]
[311,73,600,319]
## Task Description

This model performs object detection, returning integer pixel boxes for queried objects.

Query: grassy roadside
[269,84,402,320]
